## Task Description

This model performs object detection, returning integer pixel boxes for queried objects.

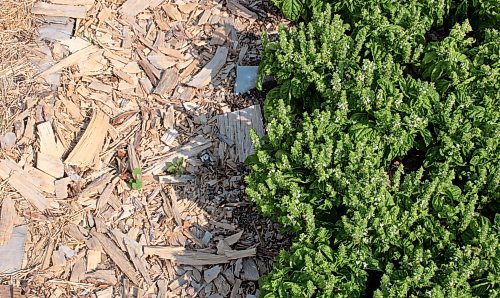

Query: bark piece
[186,47,228,88]
[65,109,109,168]
[204,265,221,283]
[32,2,88,18]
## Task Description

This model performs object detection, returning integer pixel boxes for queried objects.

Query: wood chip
[162,3,182,21]
[144,136,211,174]
[32,2,88,18]
[48,0,95,5]
[0,197,16,246]
[0,159,52,211]
[186,47,228,88]
[119,0,154,17]
[65,109,109,168]
[217,105,264,162]
[144,246,256,265]
[153,69,179,97]
[90,230,141,286]
[37,152,65,178]
[37,121,62,158]
[88,81,113,93]
[158,175,195,184]
[37,45,99,78]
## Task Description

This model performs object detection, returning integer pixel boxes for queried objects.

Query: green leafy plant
[129,167,143,190]
[166,157,186,176]
[247,3,499,297]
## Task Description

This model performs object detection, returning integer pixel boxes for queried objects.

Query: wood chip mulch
[0,0,290,297]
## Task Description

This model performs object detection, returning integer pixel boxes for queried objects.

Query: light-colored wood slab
[0,225,28,274]
[186,47,228,88]
[158,175,195,184]
[37,152,64,178]
[36,45,99,78]
[32,2,88,18]
[217,105,265,162]
[65,109,109,168]
[0,197,16,246]
[0,160,52,211]
[37,121,61,158]
[119,0,153,17]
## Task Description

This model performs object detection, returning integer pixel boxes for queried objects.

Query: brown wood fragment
[138,59,160,86]
[37,46,99,78]
[32,2,88,18]
[224,231,243,246]
[153,69,179,97]
[88,81,113,93]
[65,109,109,168]
[230,279,242,298]
[0,286,22,298]
[90,230,141,286]
[186,47,228,88]
[0,197,16,245]
[70,257,86,282]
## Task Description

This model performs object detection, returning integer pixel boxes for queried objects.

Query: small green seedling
[129,167,143,190]
[166,157,186,176]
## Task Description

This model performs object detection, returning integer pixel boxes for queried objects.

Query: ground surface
[0,0,289,297]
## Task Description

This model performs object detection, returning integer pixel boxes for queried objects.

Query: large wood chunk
[65,109,109,168]
[216,105,265,162]
[144,246,256,266]
[0,197,16,245]
[144,136,212,175]
[32,2,88,18]
[36,45,99,79]
[186,47,228,88]
[37,152,65,178]
[90,230,141,286]
[119,0,154,17]
[0,160,52,211]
